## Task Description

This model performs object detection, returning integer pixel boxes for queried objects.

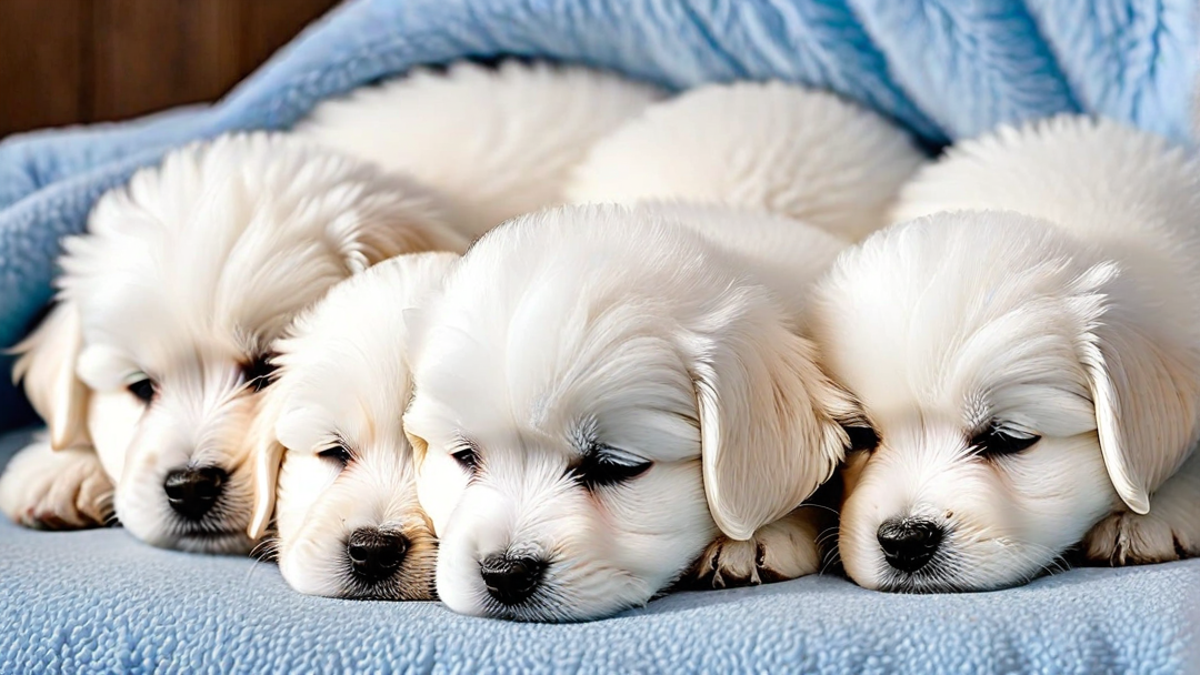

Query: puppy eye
[451,445,479,474]
[574,449,652,490]
[127,378,156,404]
[843,424,880,453]
[970,424,1041,458]
[317,442,352,468]
[243,354,278,392]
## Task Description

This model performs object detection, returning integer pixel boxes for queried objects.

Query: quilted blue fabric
[0,0,1197,430]
[0,428,1197,673]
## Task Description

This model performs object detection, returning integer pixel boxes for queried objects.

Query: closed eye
[451,442,479,475]
[243,353,278,392]
[317,441,352,469]
[572,446,652,490]
[969,423,1040,458]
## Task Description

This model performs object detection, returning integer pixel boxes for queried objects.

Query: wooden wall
[0,0,341,138]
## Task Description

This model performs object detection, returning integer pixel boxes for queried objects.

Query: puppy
[565,80,925,241]
[402,80,923,622]
[247,253,457,599]
[294,59,664,239]
[402,202,863,621]
[1,59,657,553]
[813,116,1200,592]
[0,133,466,553]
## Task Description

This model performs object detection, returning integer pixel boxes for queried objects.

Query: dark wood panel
[0,0,89,137]
[239,0,341,74]
[92,0,243,121]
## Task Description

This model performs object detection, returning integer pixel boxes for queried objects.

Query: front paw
[689,508,823,588]
[1083,510,1197,566]
[0,439,113,530]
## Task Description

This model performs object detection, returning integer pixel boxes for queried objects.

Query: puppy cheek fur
[840,435,1117,590]
[435,463,717,621]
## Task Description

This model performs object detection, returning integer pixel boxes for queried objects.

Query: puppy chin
[433,483,662,622]
[113,410,255,555]
[839,433,1117,592]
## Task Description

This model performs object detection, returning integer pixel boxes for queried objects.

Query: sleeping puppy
[247,253,457,599]
[294,59,664,238]
[565,80,925,241]
[0,133,466,553]
[813,116,1200,592]
[402,80,922,622]
[403,202,860,621]
[0,60,658,553]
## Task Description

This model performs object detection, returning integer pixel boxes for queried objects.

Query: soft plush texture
[0,0,1197,429]
[0,428,1196,672]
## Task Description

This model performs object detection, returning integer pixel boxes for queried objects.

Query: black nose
[347,528,409,583]
[877,517,944,573]
[480,553,546,606]
[163,466,227,521]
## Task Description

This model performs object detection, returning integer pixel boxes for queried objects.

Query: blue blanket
[0,427,1196,673]
[0,0,1196,429]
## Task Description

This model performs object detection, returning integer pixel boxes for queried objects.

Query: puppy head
[247,253,458,599]
[404,204,860,621]
[814,212,1200,591]
[16,132,464,553]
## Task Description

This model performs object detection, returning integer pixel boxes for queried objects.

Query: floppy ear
[247,390,286,540]
[1072,264,1200,515]
[247,430,284,541]
[686,290,863,541]
[11,300,91,451]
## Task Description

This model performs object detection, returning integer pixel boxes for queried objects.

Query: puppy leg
[1083,451,1200,565]
[0,437,113,529]
[689,507,825,588]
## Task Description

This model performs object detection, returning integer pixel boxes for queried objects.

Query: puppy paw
[0,439,113,530]
[690,508,822,588]
[1083,510,1197,566]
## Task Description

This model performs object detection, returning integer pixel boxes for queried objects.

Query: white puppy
[402,80,923,622]
[813,116,1200,592]
[247,253,457,599]
[404,203,862,621]
[0,133,465,553]
[0,59,658,554]
[295,59,664,239]
[566,80,925,241]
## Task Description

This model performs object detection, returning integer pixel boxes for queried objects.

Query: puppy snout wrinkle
[346,528,409,583]
[877,517,943,573]
[163,466,227,521]
[480,553,547,606]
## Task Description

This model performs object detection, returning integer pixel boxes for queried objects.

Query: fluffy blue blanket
[1,5,1198,668]
[0,428,1196,673]
[0,0,1196,428]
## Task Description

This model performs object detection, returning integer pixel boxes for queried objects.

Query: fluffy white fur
[404,203,859,621]
[295,60,664,239]
[566,81,925,241]
[248,253,457,599]
[0,133,465,553]
[814,116,1200,592]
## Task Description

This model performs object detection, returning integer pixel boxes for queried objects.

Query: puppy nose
[877,517,944,573]
[346,528,409,583]
[480,553,546,606]
[163,466,227,521]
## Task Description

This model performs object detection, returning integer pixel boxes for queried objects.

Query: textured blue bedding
[0,427,1196,673]
[0,0,1197,429]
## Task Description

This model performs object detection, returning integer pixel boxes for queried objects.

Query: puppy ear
[11,300,91,451]
[247,395,285,540]
[687,291,861,541]
[1073,263,1200,514]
